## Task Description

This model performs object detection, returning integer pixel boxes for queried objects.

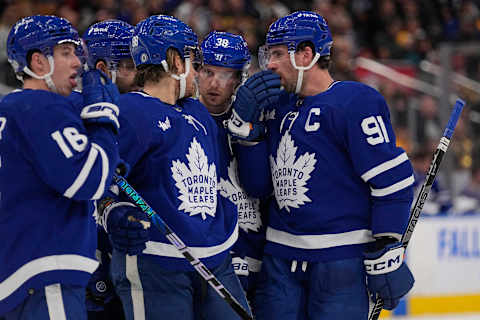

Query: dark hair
[18,49,42,80]
[297,41,331,70]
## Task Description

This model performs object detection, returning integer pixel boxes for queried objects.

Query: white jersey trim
[370,175,415,197]
[91,143,109,200]
[266,227,374,250]
[63,145,98,199]
[143,221,238,258]
[361,152,409,182]
[45,283,66,320]
[0,254,98,301]
[125,255,146,320]
[245,256,262,273]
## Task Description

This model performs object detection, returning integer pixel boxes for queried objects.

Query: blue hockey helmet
[266,11,332,57]
[131,15,199,99]
[201,31,251,71]
[7,15,80,75]
[261,11,333,94]
[83,20,134,71]
[130,15,198,68]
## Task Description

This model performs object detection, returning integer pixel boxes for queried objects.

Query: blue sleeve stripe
[370,175,414,197]
[361,152,409,182]
[0,254,98,301]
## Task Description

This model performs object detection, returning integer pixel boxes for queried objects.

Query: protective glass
[197,65,238,88]
[258,45,288,71]
[258,45,270,71]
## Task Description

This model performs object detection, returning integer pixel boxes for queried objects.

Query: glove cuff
[364,245,405,275]
[103,202,136,233]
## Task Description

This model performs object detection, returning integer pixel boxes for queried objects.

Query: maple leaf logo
[157,117,171,131]
[269,132,316,212]
[171,137,217,220]
[220,159,262,232]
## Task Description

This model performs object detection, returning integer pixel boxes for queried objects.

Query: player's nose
[267,59,276,71]
[72,55,81,69]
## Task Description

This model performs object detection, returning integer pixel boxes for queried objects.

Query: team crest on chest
[270,132,316,212]
[171,137,217,220]
[220,159,262,232]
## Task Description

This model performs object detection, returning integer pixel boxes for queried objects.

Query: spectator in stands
[453,162,480,215]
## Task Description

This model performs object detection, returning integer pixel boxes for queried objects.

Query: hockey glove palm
[364,242,415,310]
[105,203,150,256]
[81,69,121,134]
[228,70,281,141]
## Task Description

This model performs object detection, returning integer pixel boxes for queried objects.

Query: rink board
[381,215,480,317]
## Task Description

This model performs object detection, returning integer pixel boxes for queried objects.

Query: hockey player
[0,15,121,319]
[83,20,137,94]
[198,31,267,302]
[81,19,136,320]
[95,15,250,319]
[228,11,415,319]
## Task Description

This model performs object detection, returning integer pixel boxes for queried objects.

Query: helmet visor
[197,65,239,88]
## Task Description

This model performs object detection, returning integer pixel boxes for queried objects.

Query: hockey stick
[368,98,465,320]
[112,174,253,320]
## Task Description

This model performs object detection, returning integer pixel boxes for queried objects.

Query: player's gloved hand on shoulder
[104,202,151,256]
[363,239,414,310]
[227,70,281,141]
[81,69,120,134]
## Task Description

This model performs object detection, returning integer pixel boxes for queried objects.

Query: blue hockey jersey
[236,81,414,262]
[0,89,120,315]
[211,111,266,274]
[115,92,238,270]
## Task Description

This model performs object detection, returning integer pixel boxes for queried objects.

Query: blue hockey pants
[254,254,369,320]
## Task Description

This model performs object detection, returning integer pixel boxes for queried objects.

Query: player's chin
[58,84,74,97]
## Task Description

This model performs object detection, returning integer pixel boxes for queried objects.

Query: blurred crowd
[1,0,480,215]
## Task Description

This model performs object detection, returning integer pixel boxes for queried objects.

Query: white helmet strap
[161,57,190,100]
[289,51,320,94]
[111,70,117,84]
[22,55,57,92]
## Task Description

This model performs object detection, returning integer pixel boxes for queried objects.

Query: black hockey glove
[228,70,281,141]
[81,69,120,134]
[86,265,115,312]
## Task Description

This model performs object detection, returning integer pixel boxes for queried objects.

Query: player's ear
[299,46,314,67]
[29,51,49,75]
[95,60,111,78]
[173,54,185,74]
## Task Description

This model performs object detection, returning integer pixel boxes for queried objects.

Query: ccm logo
[364,246,405,275]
